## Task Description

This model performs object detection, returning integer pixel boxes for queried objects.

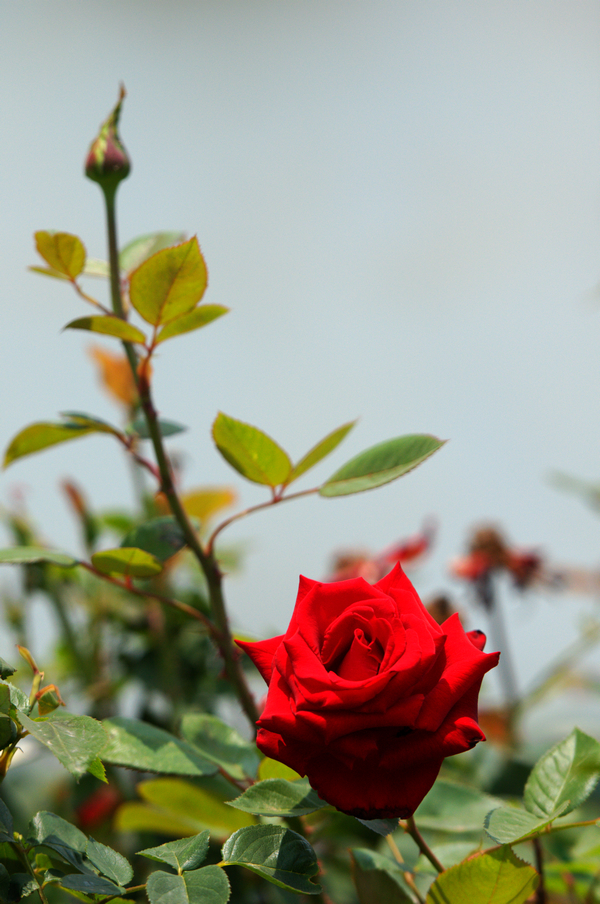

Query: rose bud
[85,85,131,190]
[237,564,499,820]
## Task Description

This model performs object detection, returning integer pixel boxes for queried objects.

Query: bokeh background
[2,2,600,716]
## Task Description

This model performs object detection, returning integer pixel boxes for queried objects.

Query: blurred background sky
[2,2,600,717]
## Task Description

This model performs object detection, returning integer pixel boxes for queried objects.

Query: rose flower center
[320,606,389,681]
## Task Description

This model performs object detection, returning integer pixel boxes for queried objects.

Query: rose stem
[403,816,444,874]
[532,837,546,904]
[101,181,259,729]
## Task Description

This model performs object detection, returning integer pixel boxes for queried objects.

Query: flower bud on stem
[88,91,258,729]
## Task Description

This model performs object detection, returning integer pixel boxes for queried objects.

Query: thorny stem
[403,816,444,874]
[101,183,258,729]
[207,486,320,555]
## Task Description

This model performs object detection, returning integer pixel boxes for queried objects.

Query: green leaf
[119,231,187,274]
[101,717,218,776]
[138,831,210,872]
[34,231,86,279]
[91,547,163,579]
[64,315,147,344]
[134,779,255,839]
[29,265,71,281]
[127,415,187,439]
[4,682,29,713]
[212,413,292,487]
[319,434,445,497]
[82,257,110,278]
[524,728,600,818]
[18,711,107,779]
[121,518,187,563]
[146,865,230,904]
[60,411,123,436]
[220,825,321,895]
[0,686,12,716]
[355,816,400,837]
[180,714,259,781]
[86,756,107,783]
[484,802,570,845]
[286,420,356,485]
[4,422,95,468]
[350,850,414,904]
[414,780,503,835]
[0,660,15,680]
[85,838,133,886]
[129,237,208,326]
[425,847,538,904]
[0,714,15,751]
[156,305,229,344]
[60,873,122,895]
[0,798,14,843]
[257,758,301,782]
[28,811,88,870]
[227,778,326,817]
[0,548,77,568]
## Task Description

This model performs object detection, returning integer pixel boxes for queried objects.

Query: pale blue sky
[2,2,600,712]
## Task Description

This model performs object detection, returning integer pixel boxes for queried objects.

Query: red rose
[237,564,499,820]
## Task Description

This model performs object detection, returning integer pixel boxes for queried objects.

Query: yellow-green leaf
[212,413,292,487]
[181,487,237,523]
[64,315,147,344]
[28,265,70,281]
[116,778,255,841]
[34,231,86,279]
[4,422,94,468]
[91,547,163,579]
[286,420,356,485]
[155,304,229,344]
[129,237,208,327]
[426,847,538,904]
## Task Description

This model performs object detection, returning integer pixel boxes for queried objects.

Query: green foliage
[523,727,600,818]
[34,231,86,279]
[138,831,210,871]
[350,850,414,903]
[121,517,188,562]
[155,304,229,344]
[91,547,163,578]
[119,231,187,274]
[101,717,218,776]
[220,825,322,895]
[64,314,147,343]
[212,413,292,487]
[127,414,187,438]
[146,865,230,904]
[425,847,538,904]
[129,237,208,326]
[286,420,356,484]
[118,778,255,839]
[227,778,326,817]
[0,548,77,567]
[320,434,445,496]
[484,802,570,845]
[4,421,96,468]
[179,713,260,780]
[17,711,107,779]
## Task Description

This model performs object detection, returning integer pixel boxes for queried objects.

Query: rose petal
[236,635,284,684]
